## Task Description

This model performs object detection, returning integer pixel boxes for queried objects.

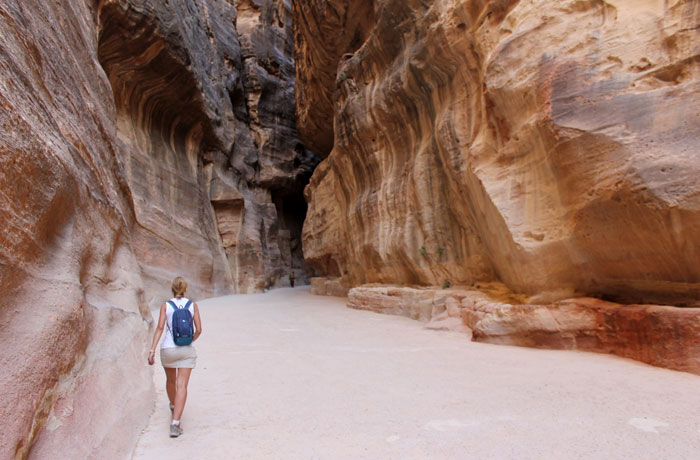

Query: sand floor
[131,287,700,459]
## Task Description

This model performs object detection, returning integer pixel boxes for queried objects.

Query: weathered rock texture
[347,285,700,375]
[1,0,312,458]
[309,276,352,297]
[464,297,700,375]
[233,0,320,292]
[97,0,238,303]
[0,1,152,457]
[297,0,700,306]
[99,0,317,300]
[292,0,376,156]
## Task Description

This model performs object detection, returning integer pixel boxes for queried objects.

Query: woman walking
[148,276,202,437]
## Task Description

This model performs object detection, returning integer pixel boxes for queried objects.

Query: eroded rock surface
[296,0,700,374]
[347,285,700,375]
[297,0,700,305]
[292,0,376,156]
[99,0,317,299]
[464,296,700,375]
[1,1,152,457]
[97,0,239,302]
[1,0,313,457]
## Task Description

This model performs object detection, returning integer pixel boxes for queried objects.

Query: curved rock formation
[297,0,700,305]
[292,0,376,156]
[97,0,239,302]
[0,1,152,457]
[1,0,314,457]
[97,0,318,299]
[233,0,321,292]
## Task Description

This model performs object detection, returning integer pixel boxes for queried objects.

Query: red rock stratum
[1,0,314,457]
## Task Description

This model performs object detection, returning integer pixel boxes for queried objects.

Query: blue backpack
[168,299,194,346]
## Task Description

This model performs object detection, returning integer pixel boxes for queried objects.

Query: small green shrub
[419,245,426,256]
[337,72,348,85]
[437,246,445,256]
[442,280,451,289]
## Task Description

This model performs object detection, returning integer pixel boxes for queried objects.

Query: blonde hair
[171,276,188,298]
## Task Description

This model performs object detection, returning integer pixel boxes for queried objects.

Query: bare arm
[193,303,202,342]
[148,302,167,364]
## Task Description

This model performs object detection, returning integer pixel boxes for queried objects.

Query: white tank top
[161,297,195,349]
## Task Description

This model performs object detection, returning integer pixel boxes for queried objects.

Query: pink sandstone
[347,285,700,375]
[1,0,315,457]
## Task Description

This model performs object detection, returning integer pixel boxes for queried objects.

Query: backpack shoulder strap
[167,300,179,310]
[184,300,193,309]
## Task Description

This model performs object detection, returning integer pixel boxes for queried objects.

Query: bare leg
[164,367,177,408]
[172,367,192,421]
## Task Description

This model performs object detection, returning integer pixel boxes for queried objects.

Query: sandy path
[132,287,700,459]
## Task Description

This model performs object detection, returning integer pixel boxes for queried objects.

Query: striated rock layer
[0,1,153,458]
[347,285,700,375]
[99,0,317,300]
[1,0,313,458]
[296,0,700,374]
[297,0,700,305]
[292,0,376,156]
[233,0,320,291]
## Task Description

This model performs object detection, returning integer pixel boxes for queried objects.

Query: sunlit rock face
[1,0,312,458]
[297,0,700,305]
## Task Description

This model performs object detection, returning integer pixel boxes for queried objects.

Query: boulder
[464,297,700,375]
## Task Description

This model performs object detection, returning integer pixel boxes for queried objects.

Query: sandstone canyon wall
[0,0,312,458]
[1,1,152,457]
[233,0,320,293]
[99,0,316,300]
[295,0,700,372]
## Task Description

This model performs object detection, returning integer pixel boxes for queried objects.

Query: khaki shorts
[160,346,197,368]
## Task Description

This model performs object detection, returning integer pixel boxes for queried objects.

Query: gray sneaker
[169,423,183,438]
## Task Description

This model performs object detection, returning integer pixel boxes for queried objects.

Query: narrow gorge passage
[132,288,700,460]
[2,1,699,457]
